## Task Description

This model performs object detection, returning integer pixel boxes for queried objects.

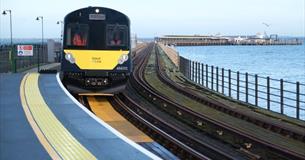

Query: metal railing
[0,44,48,73]
[179,56,305,120]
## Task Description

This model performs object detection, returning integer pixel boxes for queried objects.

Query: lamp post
[56,21,63,41]
[56,21,63,62]
[36,16,43,72]
[2,10,14,72]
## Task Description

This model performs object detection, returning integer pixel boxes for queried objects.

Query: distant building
[156,35,230,46]
[156,34,301,46]
[47,39,61,62]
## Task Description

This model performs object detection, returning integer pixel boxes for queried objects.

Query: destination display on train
[89,14,106,20]
[17,45,33,56]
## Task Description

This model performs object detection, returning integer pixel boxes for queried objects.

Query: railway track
[110,94,210,160]
[119,45,254,159]
[128,43,305,160]
[110,45,257,159]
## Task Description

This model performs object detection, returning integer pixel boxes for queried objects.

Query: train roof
[64,6,130,23]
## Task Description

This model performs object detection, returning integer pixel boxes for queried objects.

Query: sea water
[176,44,305,83]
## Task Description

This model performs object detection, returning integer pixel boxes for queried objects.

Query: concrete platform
[0,73,160,160]
[0,74,50,160]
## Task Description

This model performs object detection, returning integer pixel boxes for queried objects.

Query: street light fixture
[56,21,64,62]
[2,10,14,72]
[36,16,44,72]
[56,20,63,41]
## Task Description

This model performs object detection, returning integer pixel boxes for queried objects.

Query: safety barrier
[0,44,48,73]
[179,56,305,120]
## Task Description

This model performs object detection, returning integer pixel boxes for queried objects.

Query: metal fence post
[183,58,186,78]
[228,69,231,97]
[188,59,191,79]
[193,61,196,82]
[296,82,300,119]
[13,46,17,73]
[246,72,248,103]
[197,62,200,84]
[190,61,192,80]
[198,63,201,84]
[195,62,198,83]
[181,57,184,77]
[255,74,258,106]
[280,79,284,114]
[211,66,214,90]
[237,71,239,100]
[216,67,219,92]
[206,64,208,87]
[222,68,224,94]
[267,77,270,110]
[36,45,38,65]
[193,61,195,82]
[192,61,194,81]
[198,62,200,83]
[202,63,204,86]
[197,62,199,84]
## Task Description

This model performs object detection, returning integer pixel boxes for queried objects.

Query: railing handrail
[179,55,305,120]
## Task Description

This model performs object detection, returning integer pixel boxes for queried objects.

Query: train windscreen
[66,23,89,47]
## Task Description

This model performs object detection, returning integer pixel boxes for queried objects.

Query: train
[60,7,131,94]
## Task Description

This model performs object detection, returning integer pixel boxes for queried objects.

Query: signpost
[17,45,33,56]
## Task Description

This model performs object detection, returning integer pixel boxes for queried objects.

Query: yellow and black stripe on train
[61,7,131,94]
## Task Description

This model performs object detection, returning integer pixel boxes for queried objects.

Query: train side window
[106,24,127,46]
[66,24,89,47]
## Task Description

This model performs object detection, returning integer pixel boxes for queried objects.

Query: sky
[0,0,304,39]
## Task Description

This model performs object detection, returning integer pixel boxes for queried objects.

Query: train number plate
[89,14,106,20]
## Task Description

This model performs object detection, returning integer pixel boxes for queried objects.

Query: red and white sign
[17,45,33,56]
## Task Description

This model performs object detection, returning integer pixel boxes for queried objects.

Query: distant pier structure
[156,35,303,46]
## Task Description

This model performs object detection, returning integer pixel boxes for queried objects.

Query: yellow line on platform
[20,73,96,160]
[20,74,61,160]
[88,96,153,143]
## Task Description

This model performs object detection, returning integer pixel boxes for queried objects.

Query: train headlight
[118,54,129,64]
[65,53,75,64]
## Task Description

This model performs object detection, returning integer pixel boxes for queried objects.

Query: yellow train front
[61,7,131,94]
